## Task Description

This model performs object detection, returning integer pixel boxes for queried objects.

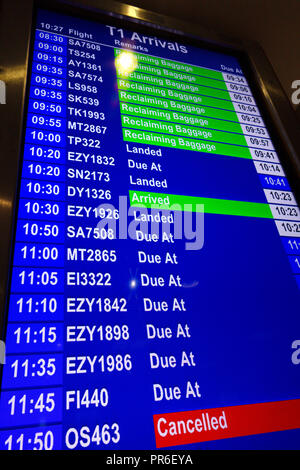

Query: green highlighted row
[123,128,251,159]
[117,71,229,101]
[119,102,242,134]
[114,48,223,81]
[118,79,234,111]
[129,190,273,219]
[118,91,239,122]
[117,67,228,96]
[121,115,247,147]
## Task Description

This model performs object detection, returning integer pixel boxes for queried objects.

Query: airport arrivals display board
[0,5,300,450]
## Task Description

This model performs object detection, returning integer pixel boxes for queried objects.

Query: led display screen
[0,5,300,450]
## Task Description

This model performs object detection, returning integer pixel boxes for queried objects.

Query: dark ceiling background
[126,0,300,114]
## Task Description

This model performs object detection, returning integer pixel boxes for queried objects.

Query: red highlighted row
[153,399,300,448]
